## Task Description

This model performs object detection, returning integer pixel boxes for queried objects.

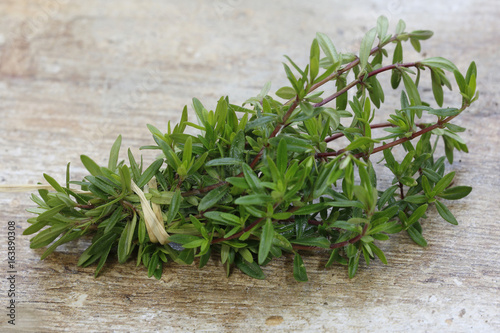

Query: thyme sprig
[23,17,476,281]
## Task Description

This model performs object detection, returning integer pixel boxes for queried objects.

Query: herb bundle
[24,17,477,281]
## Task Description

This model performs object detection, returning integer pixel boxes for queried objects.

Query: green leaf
[300,102,314,116]
[335,77,348,111]
[410,38,421,52]
[272,212,292,220]
[43,173,66,193]
[182,136,192,164]
[119,165,132,193]
[198,185,229,211]
[155,136,181,169]
[37,204,66,221]
[80,155,103,176]
[348,251,360,279]
[316,32,340,67]
[293,253,308,282]
[438,186,472,200]
[23,219,50,235]
[275,86,297,100]
[407,225,427,247]
[226,177,249,190]
[167,234,201,245]
[431,69,444,106]
[94,245,112,277]
[190,152,208,174]
[400,176,417,187]
[344,137,379,151]
[167,190,182,224]
[427,108,460,117]
[369,243,387,264]
[258,219,274,264]
[236,256,266,280]
[396,19,406,34]
[359,28,377,72]
[118,214,137,263]
[85,176,118,196]
[283,63,299,92]
[242,163,264,194]
[277,139,288,176]
[407,204,428,228]
[309,38,320,81]
[292,237,330,249]
[205,158,242,167]
[421,57,458,72]
[401,70,421,105]
[404,195,428,204]
[128,149,141,180]
[108,135,122,171]
[410,30,433,40]
[234,194,271,206]
[393,42,403,64]
[454,70,466,94]
[182,238,205,249]
[376,15,389,40]
[104,206,124,233]
[269,135,313,153]
[136,159,163,188]
[40,230,82,260]
[87,232,119,256]
[433,171,455,195]
[229,130,245,160]
[435,200,458,225]
[293,202,326,215]
[192,98,208,128]
[238,248,254,263]
[246,116,276,130]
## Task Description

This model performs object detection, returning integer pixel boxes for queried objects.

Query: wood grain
[1,1,499,331]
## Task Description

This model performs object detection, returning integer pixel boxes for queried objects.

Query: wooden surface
[1,1,499,332]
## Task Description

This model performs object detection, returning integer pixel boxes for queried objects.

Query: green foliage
[25,17,476,282]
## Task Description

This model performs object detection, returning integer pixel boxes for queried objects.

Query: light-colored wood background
[1,1,499,332]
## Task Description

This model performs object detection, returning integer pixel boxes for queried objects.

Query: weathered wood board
[1,1,499,331]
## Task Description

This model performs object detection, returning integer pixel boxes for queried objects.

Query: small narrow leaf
[167,190,182,224]
[376,15,389,40]
[316,32,340,66]
[108,135,122,171]
[275,86,297,100]
[359,28,377,72]
[198,185,229,211]
[293,253,308,282]
[182,136,192,164]
[81,155,103,176]
[205,158,242,167]
[401,71,422,105]
[433,171,455,195]
[437,186,472,200]
[136,159,164,188]
[258,219,274,264]
[407,204,428,227]
[242,163,264,194]
[435,200,458,225]
[407,225,427,247]
[421,57,458,72]
[236,256,266,280]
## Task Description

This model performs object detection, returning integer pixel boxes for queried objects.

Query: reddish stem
[316,114,459,159]
[315,62,419,108]
[307,34,399,96]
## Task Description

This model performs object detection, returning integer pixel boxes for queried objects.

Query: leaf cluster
[25,17,476,281]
